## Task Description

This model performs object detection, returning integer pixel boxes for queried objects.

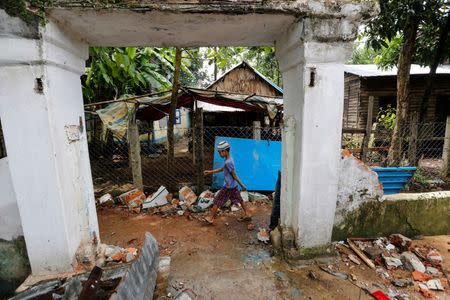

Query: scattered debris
[385,244,396,251]
[425,266,441,276]
[99,193,113,206]
[240,191,249,202]
[348,254,361,265]
[230,205,240,212]
[257,228,270,243]
[179,186,197,207]
[426,279,444,291]
[196,190,214,210]
[347,239,375,269]
[412,270,433,282]
[143,186,169,209]
[391,278,413,287]
[371,290,390,300]
[319,265,348,280]
[389,234,412,251]
[382,255,403,269]
[119,189,146,210]
[247,223,254,231]
[401,251,426,273]
[308,271,319,280]
[248,192,269,202]
[418,283,435,298]
[426,249,443,265]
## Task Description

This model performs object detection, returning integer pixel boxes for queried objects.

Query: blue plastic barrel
[371,167,417,195]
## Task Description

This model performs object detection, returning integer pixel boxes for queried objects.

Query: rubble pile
[96,244,139,267]
[333,234,448,299]
[96,185,271,218]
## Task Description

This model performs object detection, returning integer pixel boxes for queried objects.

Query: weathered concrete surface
[335,149,383,226]
[0,236,31,299]
[0,10,99,275]
[41,0,378,46]
[333,152,449,240]
[332,193,450,241]
[0,158,22,241]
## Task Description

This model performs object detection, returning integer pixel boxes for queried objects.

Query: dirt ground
[97,203,450,300]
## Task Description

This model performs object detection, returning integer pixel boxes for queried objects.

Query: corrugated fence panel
[212,136,281,191]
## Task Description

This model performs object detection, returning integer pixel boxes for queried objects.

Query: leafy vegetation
[377,105,397,130]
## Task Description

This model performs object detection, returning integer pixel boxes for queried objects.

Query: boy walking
[203,141,251,224]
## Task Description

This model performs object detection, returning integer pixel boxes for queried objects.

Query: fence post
[195,108,204,192]
[361,96,374,162]
[408,112,419,166]
[253,121,261,140]
[128,113,143,191]
[441,115,450,177]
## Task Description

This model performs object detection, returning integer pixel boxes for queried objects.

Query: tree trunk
[419,13,450,122]
[167,48,182,169]
[387,21,418,166]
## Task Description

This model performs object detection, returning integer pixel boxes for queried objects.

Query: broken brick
[389,234,412,251]
[412,270,433,282]
[111,252,124,262]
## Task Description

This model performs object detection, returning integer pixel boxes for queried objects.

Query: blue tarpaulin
[211,137,281,191]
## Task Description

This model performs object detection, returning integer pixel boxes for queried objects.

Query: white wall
[0,16,99,275]
[0,157,22,240]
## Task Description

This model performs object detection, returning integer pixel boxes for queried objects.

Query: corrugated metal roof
[344,64,450,77]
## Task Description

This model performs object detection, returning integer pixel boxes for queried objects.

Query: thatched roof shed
[207,61,283,97]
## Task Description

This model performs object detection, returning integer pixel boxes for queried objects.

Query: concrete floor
[97,203,450,299]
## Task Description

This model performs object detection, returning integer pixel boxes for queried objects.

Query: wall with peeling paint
[333,152,450,240]
[334,150,383,226]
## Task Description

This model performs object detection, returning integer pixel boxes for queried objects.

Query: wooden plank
[347,238,376,270]
[253,121,261,140]
[361,96,374,162]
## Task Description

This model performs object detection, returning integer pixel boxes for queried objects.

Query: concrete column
[276,19,355,252]
[0,13,99,275]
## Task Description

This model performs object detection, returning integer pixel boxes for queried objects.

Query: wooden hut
[343,64,450,129]
[200,61,283,127]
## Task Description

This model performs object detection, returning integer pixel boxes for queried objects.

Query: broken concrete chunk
[240,191,249,202]
[230,205,240,212]
[426,249,443,266]
[197,190,214,210]
[383,255,403,269]
[105,245,122,258]
[99,193,113,205]
[389,234,412,251]
[385,244,396,251]
[364,246,383,260]
[142,186,169,209]
[401,251,426,273]
[179,186,197,206]
[248,192,269,202]
[426,279,444,291]
[425,266,441,276]
[391,278,413,287]
[257,228,270,243]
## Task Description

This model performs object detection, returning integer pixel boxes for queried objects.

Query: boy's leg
[205,204,218,224]
[205,188,228,224]
[230,188,251,219]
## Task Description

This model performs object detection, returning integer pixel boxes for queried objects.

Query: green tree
[365,0,450,166]
[83,47,199,103]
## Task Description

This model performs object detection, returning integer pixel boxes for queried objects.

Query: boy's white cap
[217,141,230,151]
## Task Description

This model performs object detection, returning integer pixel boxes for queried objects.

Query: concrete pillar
[0,13,99,275]
[276,19,355,252]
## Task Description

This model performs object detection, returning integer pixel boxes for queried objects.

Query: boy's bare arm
[204,167,224,175]
[231,170,247,191]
